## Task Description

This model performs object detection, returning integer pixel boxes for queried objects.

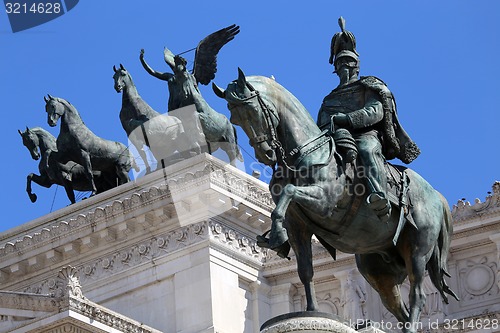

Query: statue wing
[193,24,240,85]
[164,47,176,71]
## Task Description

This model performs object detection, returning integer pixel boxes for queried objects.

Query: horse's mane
[228,75,309,115]
[121,69,135,85]
[30,127,56,141]
[55,97,83,120]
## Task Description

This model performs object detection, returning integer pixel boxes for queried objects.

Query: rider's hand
[332,113,349,127]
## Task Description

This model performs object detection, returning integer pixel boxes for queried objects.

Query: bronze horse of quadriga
[213,69,459,333]
[19,126,115,204]
[113,64,201,173]
[45,95,139,197]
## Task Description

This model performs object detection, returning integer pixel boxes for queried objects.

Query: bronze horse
[113,64,201,173]
[139,24,243,166]
[45,95,138,196]
[19,127,115,204]
[213,69,459,333]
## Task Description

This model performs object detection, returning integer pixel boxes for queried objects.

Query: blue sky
[1,1,499,232]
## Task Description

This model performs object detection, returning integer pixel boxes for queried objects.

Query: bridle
[48,99,65,119]
[230,81,331,172]
[228,82,284,162]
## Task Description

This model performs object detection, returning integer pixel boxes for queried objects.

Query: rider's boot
[367,191,391,223]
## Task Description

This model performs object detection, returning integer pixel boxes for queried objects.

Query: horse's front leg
[79,150,97,196]
[27,173,53,202]
[288,218,318,311]
[268,184,296,251]
[268,182,331,252]
[60,172,76,204]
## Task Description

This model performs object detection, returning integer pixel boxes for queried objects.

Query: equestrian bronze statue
[213,65,458,332]
[139,24,243,166]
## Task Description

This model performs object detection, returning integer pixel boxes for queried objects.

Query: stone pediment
[0,267,162,333]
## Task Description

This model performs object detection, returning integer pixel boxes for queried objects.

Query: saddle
[339,160,417,246]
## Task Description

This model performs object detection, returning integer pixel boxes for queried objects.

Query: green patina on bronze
[213,17,457,333]
[139,24,243,166]
[44,95,138,197]
[19,127,116,204]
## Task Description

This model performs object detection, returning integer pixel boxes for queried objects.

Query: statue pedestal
[260,312,358,333]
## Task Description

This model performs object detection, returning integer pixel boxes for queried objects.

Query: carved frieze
[21,220,267,295]
[458,256,498,304]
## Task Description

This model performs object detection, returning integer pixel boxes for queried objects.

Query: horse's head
[44,94,64,127]
[213,68,278,166]
[113,64,131,93]
[18,127,40,160]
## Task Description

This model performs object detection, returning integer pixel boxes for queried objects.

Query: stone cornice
[208,219,267,268]
[19,220,268,296]
[0,155,273,287]
[66,296,162,333]
[0,291,61,312]
[0,154,272,248]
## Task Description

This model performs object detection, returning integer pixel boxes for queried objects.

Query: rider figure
[317,17,420,222]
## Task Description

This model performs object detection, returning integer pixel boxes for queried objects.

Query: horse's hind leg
[403,249,429,333]
[356,253,409,323]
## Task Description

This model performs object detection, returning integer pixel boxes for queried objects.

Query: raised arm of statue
[139,49,173,81]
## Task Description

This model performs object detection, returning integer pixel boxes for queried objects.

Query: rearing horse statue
[19,126,114,204]
[213,69,459,333]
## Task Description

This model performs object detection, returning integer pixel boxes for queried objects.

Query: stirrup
[256,230,291,260]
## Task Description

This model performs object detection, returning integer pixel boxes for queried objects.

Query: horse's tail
[232,125,243,162]
[427,193,460,304]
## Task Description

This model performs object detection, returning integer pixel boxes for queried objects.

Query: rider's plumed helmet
[329,17,359,68]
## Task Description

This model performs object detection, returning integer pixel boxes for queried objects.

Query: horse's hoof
[274,242,291,260]
[256,233,271,248]
[257,228,291,259]
[29,194,37,203]
[268,228,289,248]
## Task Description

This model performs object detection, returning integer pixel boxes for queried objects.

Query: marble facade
[0,154,498,332]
